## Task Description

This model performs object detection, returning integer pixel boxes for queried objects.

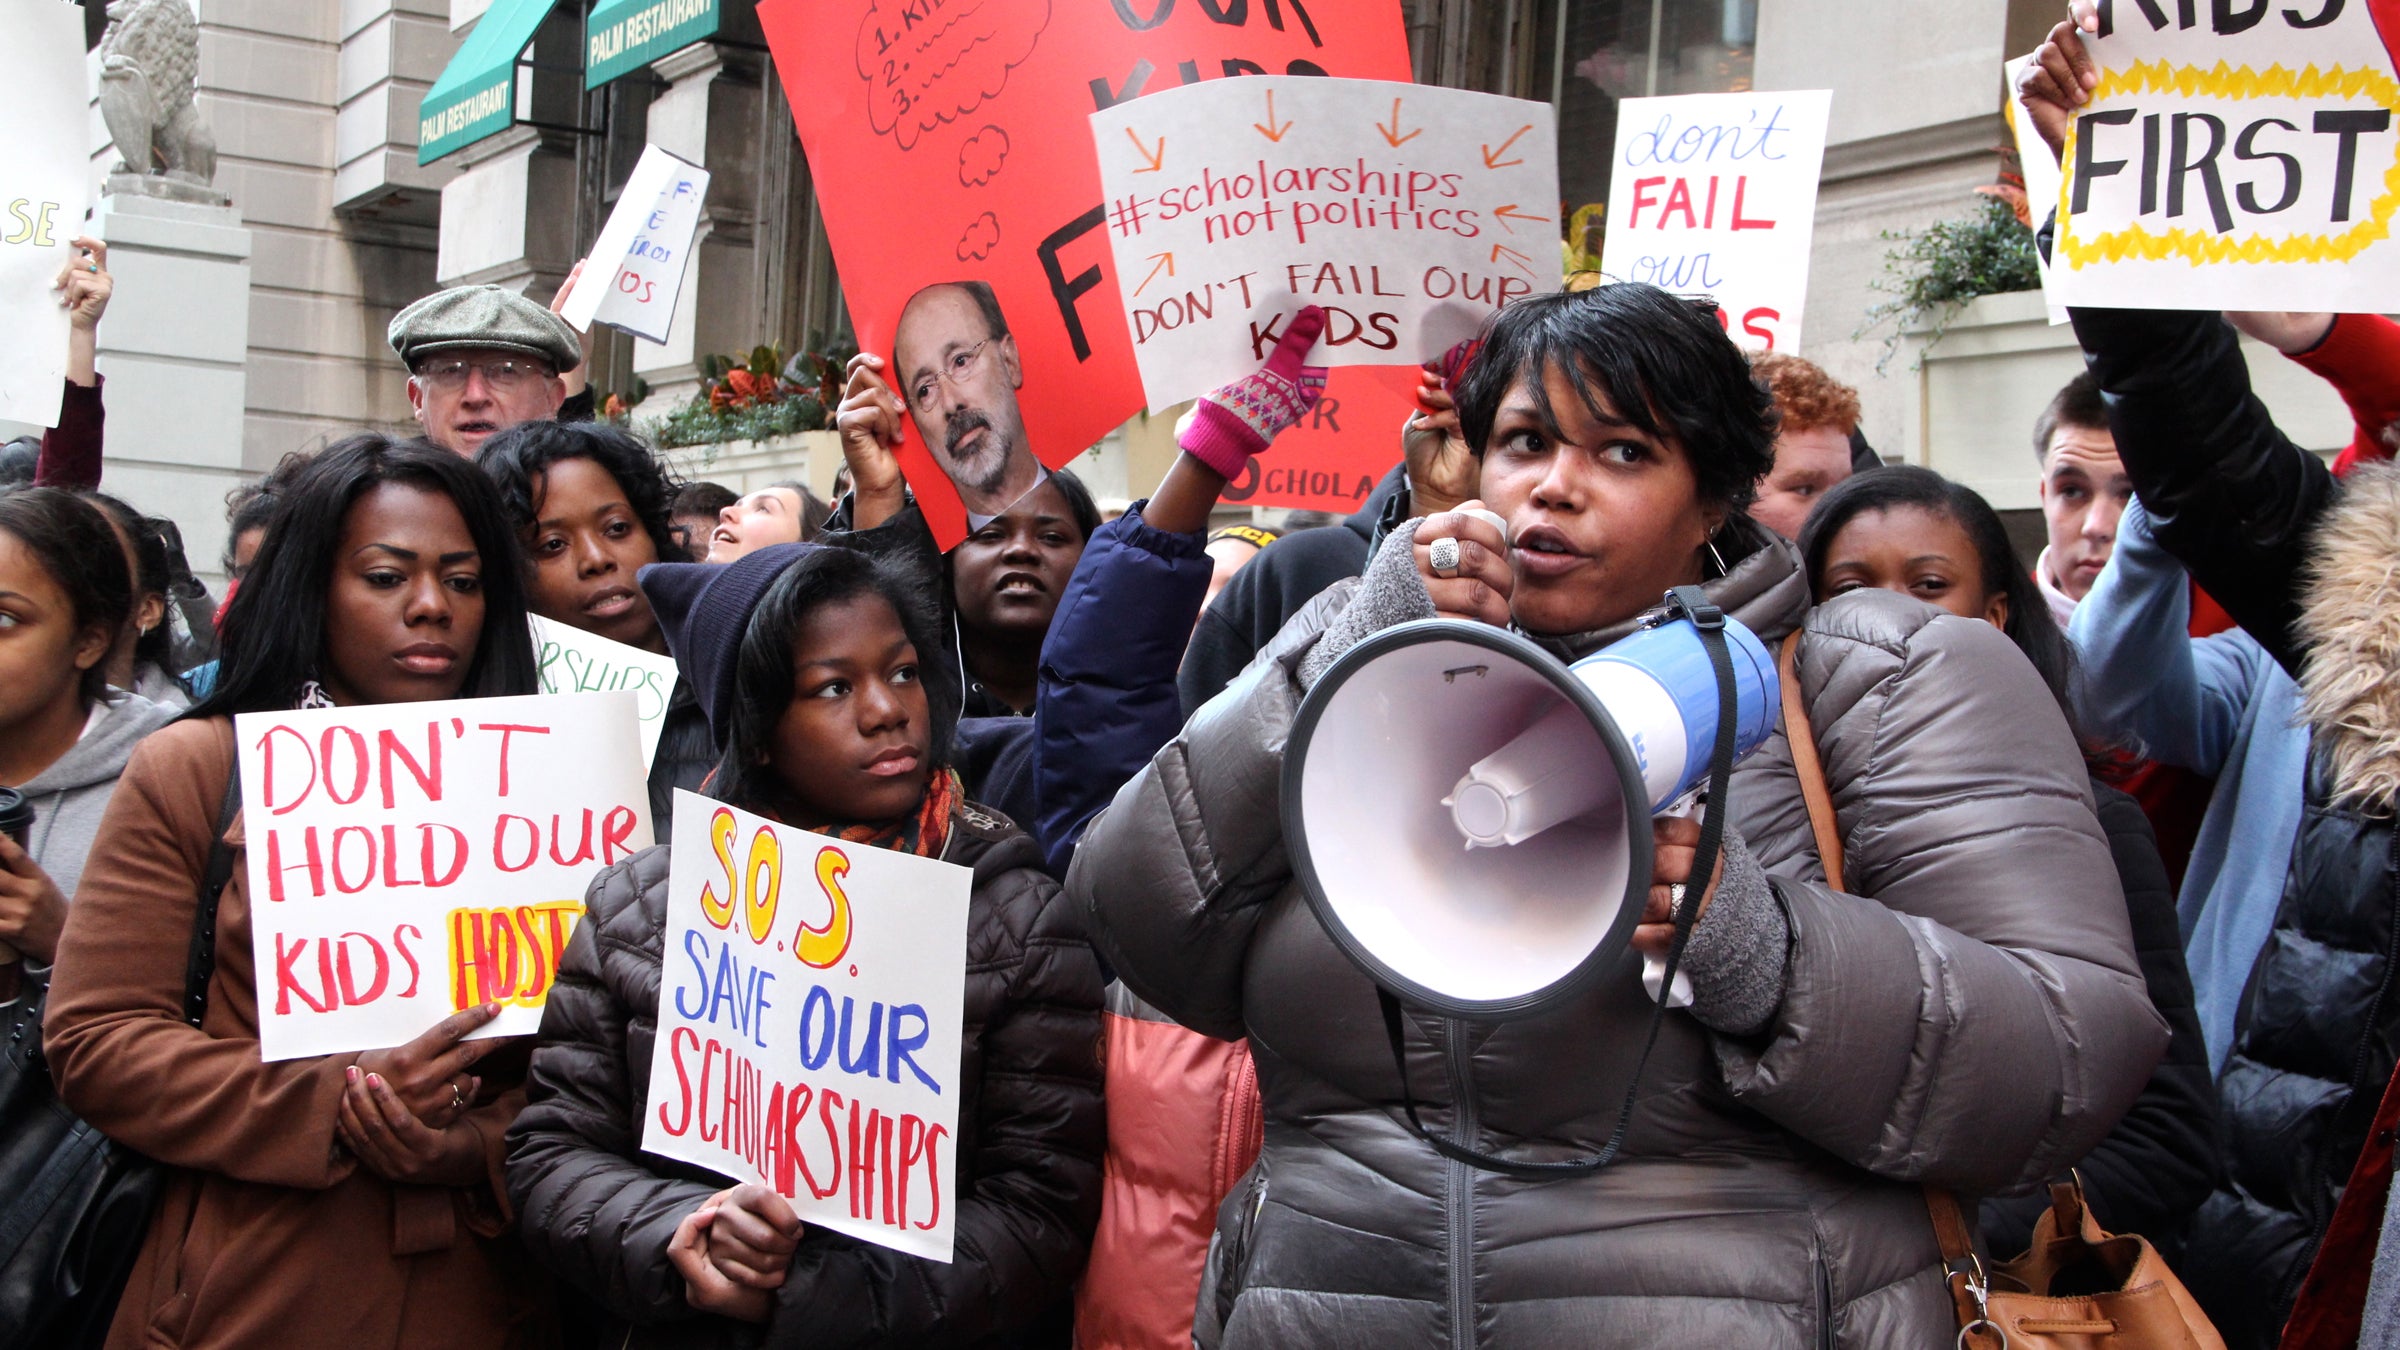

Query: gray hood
[21,691,179,901]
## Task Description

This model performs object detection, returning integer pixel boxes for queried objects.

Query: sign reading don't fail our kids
[237,693,653,1062]
[641,791,971,1262]
[1090,77,1560,411]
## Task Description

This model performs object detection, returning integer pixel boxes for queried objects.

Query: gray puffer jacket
[1067,523,2167,1349]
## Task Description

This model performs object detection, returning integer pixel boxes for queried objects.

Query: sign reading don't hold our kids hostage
[2047,0,2400,311]
[237,693,653,1063]
[1090,77,1561,412]
[642,791,972,1263]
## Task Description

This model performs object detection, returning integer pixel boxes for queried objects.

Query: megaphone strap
[1374,586,1742,1181]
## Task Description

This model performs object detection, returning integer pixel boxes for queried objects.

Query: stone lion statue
[98,0,217,190]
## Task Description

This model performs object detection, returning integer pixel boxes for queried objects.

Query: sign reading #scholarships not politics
[2047,1,2400,311]
[1598,90,1832,353]
[238,693,653,1062]
[642,791,972,1262]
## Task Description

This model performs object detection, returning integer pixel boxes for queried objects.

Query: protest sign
[236,693,653,1062]
[757,0,1412,547]
[560,145,711,344]
[1596,90,1833,353]
[1088,77,1559,412]
[530,616,681,769]
[641,790,971,1262]
[1221,364,1415,513]
[2004,54,2072,326]
[0,0,91,432]
[2049,2,2400,310]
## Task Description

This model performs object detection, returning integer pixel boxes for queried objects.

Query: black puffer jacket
[2068,300,2400,1346]
[1982,780,2218,1258]
[505,797,1107,1349]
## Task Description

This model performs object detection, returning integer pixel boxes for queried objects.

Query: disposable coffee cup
[0,787,28,968]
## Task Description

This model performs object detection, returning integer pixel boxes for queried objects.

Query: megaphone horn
[1284,606,1779,1021]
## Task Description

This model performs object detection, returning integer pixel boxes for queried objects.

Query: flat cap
[388,284,583,372]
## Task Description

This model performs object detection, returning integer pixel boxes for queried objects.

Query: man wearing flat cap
[388,283,586,456]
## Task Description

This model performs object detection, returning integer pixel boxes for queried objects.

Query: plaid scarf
[785,766,959,860]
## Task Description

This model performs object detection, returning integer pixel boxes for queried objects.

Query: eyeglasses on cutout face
[908,338,999,415]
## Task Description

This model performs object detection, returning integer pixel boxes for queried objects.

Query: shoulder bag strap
[179,763,242,1029]
[1776,629,1845,892]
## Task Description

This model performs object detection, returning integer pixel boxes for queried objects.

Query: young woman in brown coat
[43,435,554,1349]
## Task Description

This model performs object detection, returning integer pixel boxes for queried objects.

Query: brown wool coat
[43,719,555,1350]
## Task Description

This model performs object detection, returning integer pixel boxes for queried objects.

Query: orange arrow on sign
[1377,98,1420,148]
[1134,251,1176,297]
[1254,90,1292,143]
[1491,203,1552,232]
[1491,243,1535,277]
[1482,125,1532,170]
[1126,127,1165,174]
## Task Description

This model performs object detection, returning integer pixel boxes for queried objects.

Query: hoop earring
[1706,535,1731,578]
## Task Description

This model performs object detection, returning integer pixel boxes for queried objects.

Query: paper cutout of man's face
[893,282,1044,521]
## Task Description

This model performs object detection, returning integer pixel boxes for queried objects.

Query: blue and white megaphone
[1283,602,1779,1020]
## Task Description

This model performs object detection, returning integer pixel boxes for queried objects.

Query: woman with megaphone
[1068,282,2167,1348]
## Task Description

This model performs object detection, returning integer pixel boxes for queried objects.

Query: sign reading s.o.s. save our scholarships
[560,145,711,344]
[1598,90,1832,353]
[238,693,652,1062]
[1089,78,1559,412]
[2048,1,2400,310]
[531,617,681,769]
[0,0,90,433]
[641,791,971,1262]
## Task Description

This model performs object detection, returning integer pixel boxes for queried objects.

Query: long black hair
[1452,283,1778,513]
[1797,465,2078,725]
[83,491,179,683]
[0,488,132,706]
[711,547,957,817]
[476,420,685,565]
[189,433,538,718]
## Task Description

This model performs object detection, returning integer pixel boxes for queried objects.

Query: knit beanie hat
[638,542,815,747]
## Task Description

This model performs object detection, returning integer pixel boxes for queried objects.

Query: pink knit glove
[1178,305,1329,479]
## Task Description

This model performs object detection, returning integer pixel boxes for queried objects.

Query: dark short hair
[224,452,315,573]
[1453,283,1777,512]
[671,481,738,519]
[2032,372,2110,467]
[476,420,684,566]
[0,488,132,704]
[191,433,538,718]
[1045,466,1101,541]
[711,546,957,817]
[1797,465,2079,733]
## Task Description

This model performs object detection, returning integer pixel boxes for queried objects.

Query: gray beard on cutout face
[942,409,1014,497]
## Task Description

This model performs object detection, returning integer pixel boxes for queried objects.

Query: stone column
[92,193,255,587]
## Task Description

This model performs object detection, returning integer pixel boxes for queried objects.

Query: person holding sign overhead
[507,542,1103,1346]
[477,419,716,830]
[43,434,556,1350]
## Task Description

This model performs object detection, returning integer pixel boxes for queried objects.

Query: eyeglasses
[416,356,551,393]
[907,338,996,414]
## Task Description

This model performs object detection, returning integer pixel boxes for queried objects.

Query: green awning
[586,0,720,89]
[418,0,562,165]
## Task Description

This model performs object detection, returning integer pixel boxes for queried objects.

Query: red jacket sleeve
[2289,314,2400,477]
[35,375,103,489]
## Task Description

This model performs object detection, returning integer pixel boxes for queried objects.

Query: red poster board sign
[759,0,1413,544]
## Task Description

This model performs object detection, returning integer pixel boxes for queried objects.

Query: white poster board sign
[641,790,971,1262]
[560,145,711,343]
[2047,4,2400,310]
[530,615,680,769]
[1089,77,1560,412]
[2005,54,2071,327]
[1598,90,1833,353]
[0,0,91,430]
[237,692,653,1061]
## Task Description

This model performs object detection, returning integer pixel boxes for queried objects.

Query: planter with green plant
[1856,153,2042,371]
[639,343,857,449]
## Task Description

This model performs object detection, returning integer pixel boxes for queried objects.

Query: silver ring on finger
[1668,882,1688,918]
[1429,536,1461,577]
[450,1080,467,1112]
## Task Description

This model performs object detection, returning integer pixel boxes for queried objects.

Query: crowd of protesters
[10,11,2400,1348]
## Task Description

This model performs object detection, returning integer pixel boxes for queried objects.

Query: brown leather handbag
[1775,631,2225,1350]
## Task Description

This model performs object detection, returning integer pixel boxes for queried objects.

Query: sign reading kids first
[642,791,972,1262]
[756,0,1412,547]
[1598,90,1832,353]
[1089,78,1560,412]
[2046,0,2400,310]
[238,693,653,1062]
